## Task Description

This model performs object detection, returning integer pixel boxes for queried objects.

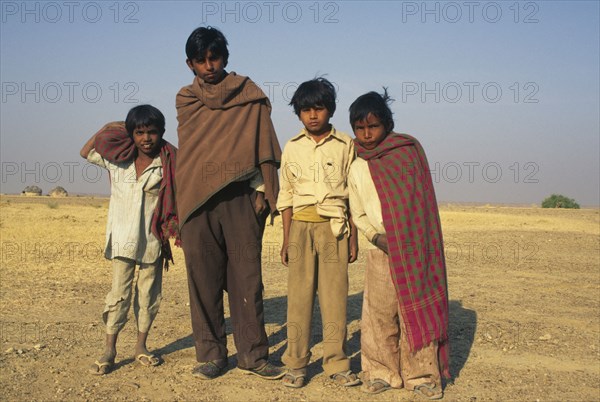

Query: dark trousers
[181,181,269,369]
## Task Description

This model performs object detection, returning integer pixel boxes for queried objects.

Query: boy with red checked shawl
[348,91,449,400]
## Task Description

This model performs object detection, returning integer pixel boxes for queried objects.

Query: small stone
[5,347,14,354]
[16,349,24,354]
[539,334,552,341]
[34,344,44,351]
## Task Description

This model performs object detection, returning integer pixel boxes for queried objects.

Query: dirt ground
[0,195,598,401]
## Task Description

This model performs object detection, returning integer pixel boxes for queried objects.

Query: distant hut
[49,186,68,197]
[22,185,42,196]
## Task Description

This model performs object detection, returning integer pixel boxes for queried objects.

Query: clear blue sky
[1,1,599,206]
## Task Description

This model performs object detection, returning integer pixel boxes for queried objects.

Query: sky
[1,0,599,206]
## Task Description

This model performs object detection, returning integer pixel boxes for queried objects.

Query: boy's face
[186,50,226,84]
[353,113,387,150]
[299,106,332,137]
[133,125,162,157]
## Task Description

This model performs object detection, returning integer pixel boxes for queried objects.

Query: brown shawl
[175,72,281,226]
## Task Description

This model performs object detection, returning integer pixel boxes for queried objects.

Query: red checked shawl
[93,122,180,269]
[355,132,450,378]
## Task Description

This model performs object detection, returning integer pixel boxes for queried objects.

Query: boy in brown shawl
[176,26,283,380]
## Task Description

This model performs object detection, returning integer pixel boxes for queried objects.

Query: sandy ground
[0,195,598,401]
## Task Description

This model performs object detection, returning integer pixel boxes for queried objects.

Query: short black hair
[125,104,166,137]
[349,88,394,133]
[289,77,336,117]
[185,26,229,67]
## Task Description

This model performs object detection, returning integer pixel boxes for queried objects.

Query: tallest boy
[176,27,283,380]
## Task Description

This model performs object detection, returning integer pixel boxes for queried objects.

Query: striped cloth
[355,132,450,378]
[94,122,180,269]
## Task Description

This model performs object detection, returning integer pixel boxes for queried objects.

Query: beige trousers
[282,220,351,376]
[103,256,163,335]
[361,248,441,390]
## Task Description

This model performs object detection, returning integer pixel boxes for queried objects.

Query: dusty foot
[89,351,116,375]
[134,345,160,367]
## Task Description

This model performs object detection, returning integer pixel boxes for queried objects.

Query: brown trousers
[282,220,351,376]
[361,248,441,390]
[180,181,269,369]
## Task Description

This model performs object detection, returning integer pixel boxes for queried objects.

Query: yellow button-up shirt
[276,126,355,237]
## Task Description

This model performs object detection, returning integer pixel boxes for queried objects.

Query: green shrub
[47,201,59,209]
[541,194,580,209]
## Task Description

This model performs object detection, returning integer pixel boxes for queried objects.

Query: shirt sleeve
[86,148,107,169]
[248,170,266,192]
[348,165,379,243]
[347,139,356,174]
[276,145,293,212]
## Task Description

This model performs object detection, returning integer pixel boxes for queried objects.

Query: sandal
[361,378,391,394]
[413,383,443,400]
[238,362,285,380]
[89,359,114,376]
[282,369,306,388]
[192,361,226,380]
[331,370,361,387]
[135,353,160,367]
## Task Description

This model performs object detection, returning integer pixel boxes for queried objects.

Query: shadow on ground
[150,295,476,382]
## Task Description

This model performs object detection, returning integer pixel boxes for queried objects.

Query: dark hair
[289,77,337,117]
[125,104,166,137]
[349,88,395,133]
[185,26,229,67]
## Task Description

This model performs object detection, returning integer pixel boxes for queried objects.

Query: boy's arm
[248,171,267,215]
[346,140,358,263]
[348,169,379,243]
[348,212,358,263]
[280,208,293,266]
[80,131,98,159]
[277,146,294,266]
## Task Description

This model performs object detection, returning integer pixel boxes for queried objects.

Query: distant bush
[47,201,59,209]
[541,194,580,209]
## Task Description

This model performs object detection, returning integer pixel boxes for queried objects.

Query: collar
[290,125,346,144]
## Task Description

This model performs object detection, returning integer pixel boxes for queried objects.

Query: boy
[278,77,359,388]
[80,104,178,375]
[176,27,283,380]
[347,90,449,399]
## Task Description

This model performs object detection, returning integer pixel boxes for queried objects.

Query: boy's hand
[348,233,358,263]
[280,241,290,267]
[254,191,267,216]
[348,215,359,263]
[280,208,293,267]
[374,234,388,254]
